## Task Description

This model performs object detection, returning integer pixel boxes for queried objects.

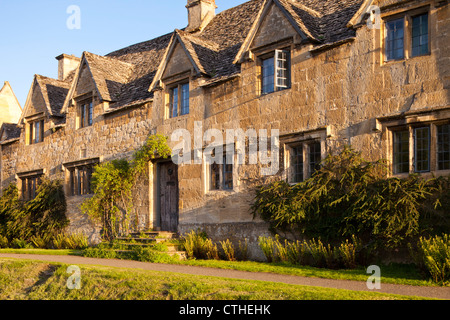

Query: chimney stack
[186,0,216,33]
[55,54,81,81]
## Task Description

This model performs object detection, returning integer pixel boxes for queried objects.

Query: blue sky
[0,0,247,108]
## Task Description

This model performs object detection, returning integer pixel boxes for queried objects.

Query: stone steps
[100,231,186,260]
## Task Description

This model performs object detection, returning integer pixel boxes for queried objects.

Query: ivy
[81,134,171,241]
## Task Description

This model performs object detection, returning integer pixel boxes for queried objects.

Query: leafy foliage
[252,146,448,250]
[81,134,172,241]
[0,179,69,246]
[411,234,450,285]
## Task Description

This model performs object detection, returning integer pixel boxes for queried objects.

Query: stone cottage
[1,0,449,258]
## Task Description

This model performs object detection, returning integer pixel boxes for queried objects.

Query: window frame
[437,124,450,171]
[78,99,93,129]
[382,8,430,63]
[17,170,44,201]
[260,49,291,95]
[169,82,190,119]
[26,118,45,145]
[386,120,450,176]
[384,17,405,62]
[411,12,430,57]
[207,147,235,192]
[286,141,323,184]
[64,158,99,197]
[414,126,431,173]
[393,129,411,174]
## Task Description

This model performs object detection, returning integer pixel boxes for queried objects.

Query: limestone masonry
[1,0,449,259]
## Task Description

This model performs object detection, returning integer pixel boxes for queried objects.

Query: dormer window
[26,118,44,145]
[169,82,189,118]
[260,49,290,95]
[79,100,93,129]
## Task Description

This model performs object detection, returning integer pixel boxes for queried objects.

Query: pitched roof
[0,122,21,142]
[65,0,366,111]
[35,75,71,117]
[83,51,135,102]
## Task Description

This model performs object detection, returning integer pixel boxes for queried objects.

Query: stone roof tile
[85,0,365,109]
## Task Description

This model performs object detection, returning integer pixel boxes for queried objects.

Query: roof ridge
[176,29,220,51]
[289,0,322,17]
[83,51,135,69]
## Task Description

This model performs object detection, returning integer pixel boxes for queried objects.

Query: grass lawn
[0,248,439,287]
[0,259,429,300]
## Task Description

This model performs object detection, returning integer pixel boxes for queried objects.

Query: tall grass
[411,234,450,285]
[258,236,362,270]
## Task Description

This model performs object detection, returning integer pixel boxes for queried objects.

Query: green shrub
[258,236,276,263]
[30,234,52,249]
[220,239,236,261]
[0,180,69,245]
[83,247,117,259]
[0,235,9,248]
[183,230,219,260]
[51,232,89,250]
[132,246,179,263]
[238,239,249,261]
[252,146,446,251]
[11,238,32,249]
[411,234,450,285]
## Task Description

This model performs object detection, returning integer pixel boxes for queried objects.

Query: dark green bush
[252,146,449,251]
[0,179,69,246]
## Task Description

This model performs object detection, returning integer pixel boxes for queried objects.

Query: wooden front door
[159,161,179,232]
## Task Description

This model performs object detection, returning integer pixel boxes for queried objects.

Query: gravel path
[1,253,449,300]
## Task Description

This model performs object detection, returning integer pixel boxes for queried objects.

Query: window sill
[260,87,291,98]
[166,113,190,121]
[26,142,44,146]
[391,169,450,178]
[77,125,93,131]
[382,52,432,66]
[206,189,235,196]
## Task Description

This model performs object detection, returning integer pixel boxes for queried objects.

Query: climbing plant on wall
[81,134,172,241]
[0,179,69,244]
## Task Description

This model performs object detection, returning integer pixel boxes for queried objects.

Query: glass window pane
[412,14,429,57]
[262,57,274,94]
[309,142,321,177]
[386,18,404,61]
[171,87,178,118]
[415,127,430,172]
[34,121,40,144]
[223,155,233,190]
[180,83,189,115]
[437,124,450,170]
[88,103,93,126]
[394,130,409,174]
[211,163,220,190]
[291,146,303,183]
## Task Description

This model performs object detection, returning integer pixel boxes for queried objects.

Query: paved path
[1,253,449,300]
